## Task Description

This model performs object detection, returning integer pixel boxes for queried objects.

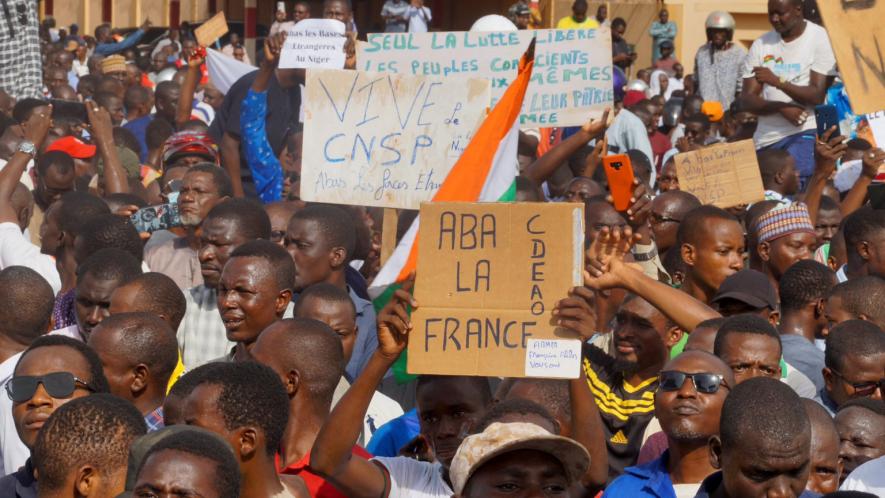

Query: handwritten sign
[674,140,765,208]
[525,339,582,378]
[357,28,614,127]
[409,202,585,378]
[301,68,490,209]
[817,1,885,115]
[195,11,228,47]
[279,19,346,69]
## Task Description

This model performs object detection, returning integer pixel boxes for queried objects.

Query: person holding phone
[739,0,837,189]
[612,18,637,71]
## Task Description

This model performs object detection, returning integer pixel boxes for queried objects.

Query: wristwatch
[17,140,35,157]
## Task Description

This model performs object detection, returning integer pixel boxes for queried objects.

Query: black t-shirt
[612,38,632,70]
[583,343,657,483]
[209,70,301,198]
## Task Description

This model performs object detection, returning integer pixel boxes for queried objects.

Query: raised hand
[584,226,642,290]
[861,147,885,180]
[85,101,114,145]
[611,179,651,228]
[376,275,417,361]
[553,286,597,340]
[263,31,288,67]
[22,105,51,147]
[580,108,611,140]
[814,126,846,179]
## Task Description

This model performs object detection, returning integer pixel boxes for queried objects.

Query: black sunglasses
[658,371,731,394]
[6,372,94,403]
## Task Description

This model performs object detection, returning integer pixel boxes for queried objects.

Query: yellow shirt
[166,350,186,393]
[556,16,600,30]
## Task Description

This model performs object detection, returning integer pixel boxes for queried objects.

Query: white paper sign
[868,111,885,148]
[358,29,614,127]
[524,339,582,379]
[301,68,490,209]
[279,19,346,69]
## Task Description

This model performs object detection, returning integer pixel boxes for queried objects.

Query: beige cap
[101,54,127,74]
[449,422,590,494]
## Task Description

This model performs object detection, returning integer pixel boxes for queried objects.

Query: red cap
[623,90,646,108]
[46,136,96,159]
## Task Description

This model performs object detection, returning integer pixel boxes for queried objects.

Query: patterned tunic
[0,0,41,99]
[694,42,747,110]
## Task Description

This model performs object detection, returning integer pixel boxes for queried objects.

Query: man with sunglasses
[0,335,108,493]
[821,320,885,415]
[604,351,734,497]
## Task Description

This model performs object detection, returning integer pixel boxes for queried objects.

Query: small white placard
[524,339,582,379]
[279,19,346,70]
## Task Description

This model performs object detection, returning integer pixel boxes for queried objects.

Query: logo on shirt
[762,55,784,65]
[610,430,628,445]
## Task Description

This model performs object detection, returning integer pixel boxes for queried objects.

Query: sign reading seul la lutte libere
[301,68,490,209]
[357,29,614,127]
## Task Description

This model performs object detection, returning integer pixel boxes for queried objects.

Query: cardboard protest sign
[409,202,585,378]
[195,11,228,47]
[301,68,490,209]
[279,19,347,69]
[817,1,885,115]
[674,140,765,208]
[357,29,613,127]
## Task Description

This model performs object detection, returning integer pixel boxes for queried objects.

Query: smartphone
[815,104,839,137]
[49,99,88,124]
[626,43,636,55]
[603,154,635,211]
[869,184,885,210]
[130,203,182,233]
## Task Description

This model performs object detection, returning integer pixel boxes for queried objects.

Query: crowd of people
[0,0,880,497]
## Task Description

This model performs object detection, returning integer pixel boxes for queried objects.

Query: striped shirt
[584,344,657,483]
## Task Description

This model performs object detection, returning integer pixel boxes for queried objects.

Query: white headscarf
[649,69,682,100]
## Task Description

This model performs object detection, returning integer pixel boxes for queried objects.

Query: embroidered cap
[449,422,590,494]
[753,203,815,244]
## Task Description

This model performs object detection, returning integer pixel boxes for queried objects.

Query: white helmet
[705,11,735,30]
[626,79,649,95]
[470,14,518,32]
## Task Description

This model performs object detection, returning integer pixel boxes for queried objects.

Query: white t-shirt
[331,377,403,446]
[372,457,452,498]
[0,222,61,295]
[840,455,885,494]
[407,6,432,33]
[673,483,700,498]
[742,21,836,148]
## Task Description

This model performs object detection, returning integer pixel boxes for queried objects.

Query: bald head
[250,318,344,407]
[109,272,187,331]
[87,312,179,403]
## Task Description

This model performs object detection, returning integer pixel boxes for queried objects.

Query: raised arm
[87,103,128,194]
[176,50,205,127]
[584,227,720,330]
[524,109,609,185]
[551,287,608,494]
[804,127,843,226]
[841,148,885,216]
[220,132,245,197]
[0,109,50,223]
[310,279,416,498]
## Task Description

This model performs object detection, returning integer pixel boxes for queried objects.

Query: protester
[87,312,178,430]
[821,320,885,414]
[740,0,836,187]
[696,377,817,497]
[178,198,271,367]
[604,351,734,497]
[32,394,146,498]
[557,0,599,30]
[834,399,885,483]
[649,9,677,63]
[178,361,310,497]
[803,399,842,495]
